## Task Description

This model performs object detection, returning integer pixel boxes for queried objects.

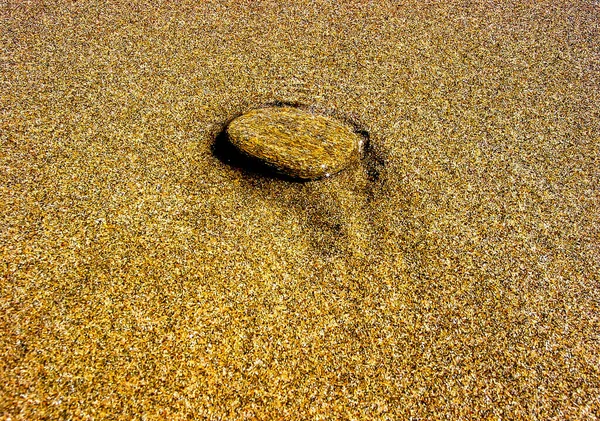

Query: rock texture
[226,106,362,179]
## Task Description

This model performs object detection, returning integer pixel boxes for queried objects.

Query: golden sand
[1,0,599,419]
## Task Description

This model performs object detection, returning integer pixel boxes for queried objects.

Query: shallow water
[1,0,599,419]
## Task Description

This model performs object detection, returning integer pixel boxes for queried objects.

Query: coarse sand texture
[1,0,599,420]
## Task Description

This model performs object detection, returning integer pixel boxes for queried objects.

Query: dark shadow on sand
[211,124,310,182]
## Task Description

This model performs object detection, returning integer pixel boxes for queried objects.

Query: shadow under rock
[210,106,391,263]
[211,124,310,183]
[211,101,377,184]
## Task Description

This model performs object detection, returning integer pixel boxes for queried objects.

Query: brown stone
[226,106,362,180]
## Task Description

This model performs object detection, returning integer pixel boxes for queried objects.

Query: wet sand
[1,0,599,419]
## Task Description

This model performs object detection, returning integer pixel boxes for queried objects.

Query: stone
[226,106,363,180]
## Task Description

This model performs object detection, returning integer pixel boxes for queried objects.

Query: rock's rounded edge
[213,101,371,181]
[226,107,360,179]
[266,101,371,158]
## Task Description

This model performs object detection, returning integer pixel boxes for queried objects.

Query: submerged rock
[226,106,362,180]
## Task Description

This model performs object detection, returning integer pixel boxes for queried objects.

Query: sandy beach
[1,0,599,419]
